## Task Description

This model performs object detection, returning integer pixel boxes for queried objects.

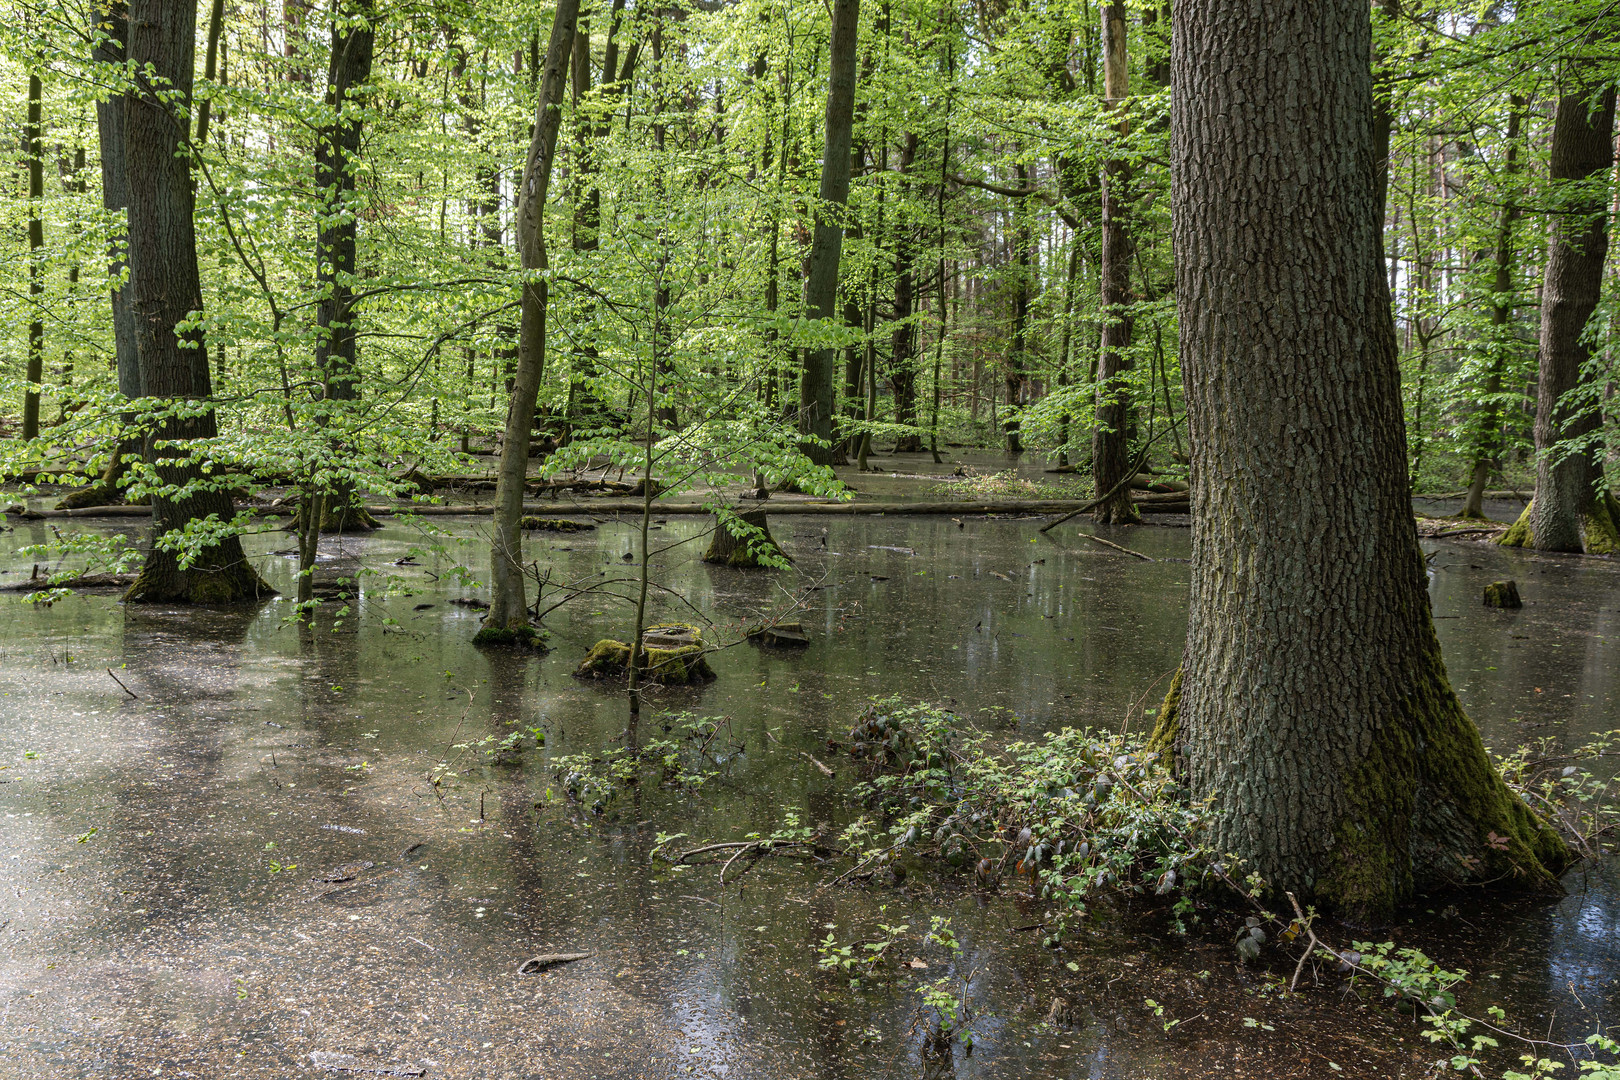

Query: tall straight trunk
[123,0,269,603]
[1461,99,1523,521]
[1055,237,1081,467]
[890,131,922,452]
[24,74,44,441]
[1151,0,1566,919]
[1092,0,1137,521]
[314,0,379,532]
[1004,164,1031,454]
[797,0,861,466]
[1501,72,1620,554]
[482,0,579,642]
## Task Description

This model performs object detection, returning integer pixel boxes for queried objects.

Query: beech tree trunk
[797,0,861,466]
[1501,69,1619,554]
[123,0,269,603]
[483,0,579,643]
[314,0,379,532]
[1151,0,1567,919]
[1092,1,1137,522]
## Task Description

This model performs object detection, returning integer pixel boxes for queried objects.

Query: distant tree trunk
[890,131,922,452]
[1092,0,1137,521]
[798,0,861,466]
[1151,0,1567,920]
[122,0,270,603]
[482,0,579,643]
[1461,98,1523,521]
[314,0,379,533]
[24,73,44,441]
[1501,70,1619,554]
[1004,162,1031,454]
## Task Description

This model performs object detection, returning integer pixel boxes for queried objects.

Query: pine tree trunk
[122,0,269,603]
[1092,1,1137,522]
[1501,70,1619,554]
[798,0,861,466]
[1152,0,1567,920]
[483,0,579,643]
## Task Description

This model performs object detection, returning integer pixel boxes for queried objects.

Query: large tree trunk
[122,0,269,603]
[797,0,861,466]
[1500,71,1619,554]
[1091,0,1137,522]
[58,2,143,511]
[1461,99,1523,521]
[1004,162,1032,455]
[1151,0,1567,920]
[313,0,379,533]
[482,0,579,644]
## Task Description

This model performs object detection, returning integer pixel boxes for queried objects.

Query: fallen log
[516,953,591,974]
[0,572,136,592]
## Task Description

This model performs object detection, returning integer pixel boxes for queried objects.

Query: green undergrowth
[834,699,1214,934]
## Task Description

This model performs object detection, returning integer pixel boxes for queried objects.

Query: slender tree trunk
[1501,70,1620,554]
[1092,0,1137,521]
[1056,238,1080,468]
[1150,0,1567,920]
[481,0,579,643]
[797,0,861,465]
[314,0,379,533]
[891,131,922,452]
[122,0,269,603]
[24,74,44,441]
[1004,163,1031,454]
[1461,99,1523,521]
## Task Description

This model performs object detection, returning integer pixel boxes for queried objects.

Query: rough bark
[1005,162,1032,456]
[1150,0,1567,920]
[1500,70,1618,555]
[1461,99,1522,521]
[122,0,270,603]
[482,0,579,643]
[314,0,379,533]
[1092,1,1137,522]
[797,0,862,466]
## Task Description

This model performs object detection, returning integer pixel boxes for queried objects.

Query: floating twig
[106,668,139,699]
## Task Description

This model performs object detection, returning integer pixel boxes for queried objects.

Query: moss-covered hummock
[574,623,715,684]
[472,623,549,649]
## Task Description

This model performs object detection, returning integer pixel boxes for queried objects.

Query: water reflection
[0,514,1614,1078]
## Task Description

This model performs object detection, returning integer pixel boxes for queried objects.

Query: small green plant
[1144,998,1182,1034]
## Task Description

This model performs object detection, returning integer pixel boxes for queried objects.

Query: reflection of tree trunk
[1152,0,1567,921]
[1461,99,1522,521]
[315,0,379,533]
[123,0,270,603]
[1092,1,1137,522]
[484,0,579,640]
[1502,68,1619,554]
[797,0,862,465]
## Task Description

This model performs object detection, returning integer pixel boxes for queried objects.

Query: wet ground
[0,491,1615,1079]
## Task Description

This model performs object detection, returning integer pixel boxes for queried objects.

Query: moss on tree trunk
[703,509,786,568]
[1499,493,1620,556]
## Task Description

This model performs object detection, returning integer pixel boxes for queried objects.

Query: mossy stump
[1483,580,1522,609]
[574,623,715,685]
[703,509,786,568]
[747,621,810,647]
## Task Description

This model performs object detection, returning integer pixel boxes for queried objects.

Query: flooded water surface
[0,505,1616,1078]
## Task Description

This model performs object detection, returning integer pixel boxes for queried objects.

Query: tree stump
[703,509,786,567]
[1483,580,1522,609]
[573,624,715,684]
